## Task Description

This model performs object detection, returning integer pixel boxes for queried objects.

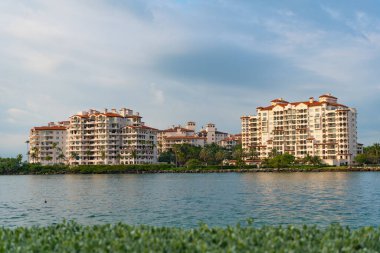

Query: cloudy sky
[1,0,380,157]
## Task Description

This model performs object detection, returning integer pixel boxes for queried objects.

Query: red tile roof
[127,125,158,131]
[257,100,347,110]
[104,113,123,118]
[126,115,142,119]
[271,98,289,103]
[160,127,194,133]
[164,136,206,140]
[34,126,67,131]
[319,94,337,99]
[70,112,125,118]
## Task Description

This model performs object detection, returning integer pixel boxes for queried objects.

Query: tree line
[158,144,325,168]
[158,143,236,168]
[355,143,380,165]
[0,155,24,174]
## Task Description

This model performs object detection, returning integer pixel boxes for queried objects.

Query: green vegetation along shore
[1,162,380,175]
[2,142,380,175]
[1,221,380,252]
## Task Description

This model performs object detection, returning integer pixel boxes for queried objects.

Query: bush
[185,159,202,169]
[1,221,380,252]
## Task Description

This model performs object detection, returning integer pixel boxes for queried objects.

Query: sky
[1,0,380,157]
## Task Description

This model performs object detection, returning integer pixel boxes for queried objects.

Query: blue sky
[1,0,380,157]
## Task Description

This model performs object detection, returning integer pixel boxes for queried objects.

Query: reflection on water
[0,173,380,228]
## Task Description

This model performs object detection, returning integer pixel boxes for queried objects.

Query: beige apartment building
[29,122,69,165]
[157,122,230,153]
[158,122,206,153]
[241,94,358,165]
[197,123,229,144]
[219,134,242,151]
[29,108,158,165]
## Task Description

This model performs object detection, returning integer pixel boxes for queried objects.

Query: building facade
[29,122,69,165]
[241,94,358,165]
[219,134,242,151]
[157,122,230,153]
[157,122,206,153]
[29,108,158,165]
[197,123,229,144]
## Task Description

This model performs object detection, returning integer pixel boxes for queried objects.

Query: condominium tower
[241,94,358,165]
[29,108,158,165]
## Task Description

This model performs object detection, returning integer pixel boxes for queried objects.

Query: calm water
[1,172,380,228]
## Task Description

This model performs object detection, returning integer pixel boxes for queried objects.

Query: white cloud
[1,0,380,155]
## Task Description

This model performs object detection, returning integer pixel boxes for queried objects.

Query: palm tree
[70,151,79,164]
[45,155,53,164]
[131,149,137,164]
[52,142,58,164]
[85,150,92,161]
[311,156,322,166]
[116,153,122,164]
[248,147,258,160]
[57,153,66,164]
[100,147,106,164]
[30,147,39,163]
[25,140,29,163]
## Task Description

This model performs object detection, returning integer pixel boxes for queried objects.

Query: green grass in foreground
[1,221,380,252]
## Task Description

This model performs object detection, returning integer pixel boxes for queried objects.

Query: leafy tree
[185,159,202,169]
[310,156,322,166]
[172,144,202,166]
[268,148,280,158]
[158,151,175,164]
[354,143,380,165]
[247,147,258,160]
[0,155,25,174]
[215,150,227,165]
[232,144,246,168]
[199,148,212,165]
[265,153,295,168]
[45,156,53,163]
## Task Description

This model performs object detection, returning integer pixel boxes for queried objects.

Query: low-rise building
[157,121,230,153]
[197,123,229,144]
[158,122,206,153]
[219,134,242,151]
[357,143,364,155]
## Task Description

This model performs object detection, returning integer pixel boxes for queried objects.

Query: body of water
[1,172,380,228]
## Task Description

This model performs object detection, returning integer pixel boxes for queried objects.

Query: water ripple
[0,173,380,228]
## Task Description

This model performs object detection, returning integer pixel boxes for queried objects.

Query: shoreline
[2,166,380,175]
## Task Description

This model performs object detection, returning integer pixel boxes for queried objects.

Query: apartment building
[29,108,158,165]
[219,134,242,151]
[197,123,229,144]
[241,94,358,165]
[121,125,158,165]
[157,122,232,153]
[29,122,69,165]
[157,122,206,153]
